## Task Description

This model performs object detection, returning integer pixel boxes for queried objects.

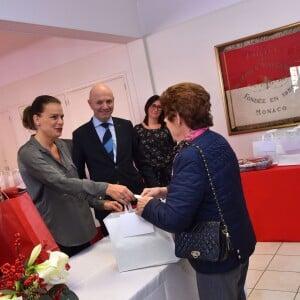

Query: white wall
[0,37,115,87]
[144,0,300,157]
[0,41,153,154]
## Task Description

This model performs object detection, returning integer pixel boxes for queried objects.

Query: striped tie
[101,123,114,160]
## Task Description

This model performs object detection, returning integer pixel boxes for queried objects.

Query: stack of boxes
[252,125,300,165]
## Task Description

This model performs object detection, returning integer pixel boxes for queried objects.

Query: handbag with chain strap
[174,142,232,262]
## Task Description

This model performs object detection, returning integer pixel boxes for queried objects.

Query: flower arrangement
[0,233,78,300]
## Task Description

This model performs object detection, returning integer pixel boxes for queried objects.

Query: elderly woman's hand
[136,196,153,215]
[141,187,167,198]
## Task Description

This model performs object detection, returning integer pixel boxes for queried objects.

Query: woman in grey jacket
[137,82,256,300]
[18,95,134,256]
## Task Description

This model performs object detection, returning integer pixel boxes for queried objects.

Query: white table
[68,237,199,300]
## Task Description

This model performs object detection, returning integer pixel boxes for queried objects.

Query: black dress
[134,124,176,186]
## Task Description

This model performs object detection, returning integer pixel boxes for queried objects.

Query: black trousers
[95,209,111,237]
[196,260,249,300]
[57,242,91,257]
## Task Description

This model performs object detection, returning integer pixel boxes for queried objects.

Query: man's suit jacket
[72,117,159,223]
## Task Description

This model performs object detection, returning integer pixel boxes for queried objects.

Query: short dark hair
[143,95,165,126]
[160,82,213,129]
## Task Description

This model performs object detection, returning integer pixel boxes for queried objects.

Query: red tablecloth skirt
[241,165,300,242]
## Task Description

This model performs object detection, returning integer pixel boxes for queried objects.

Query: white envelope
[120,210,154,237]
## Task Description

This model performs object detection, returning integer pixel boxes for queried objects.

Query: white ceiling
[0,0,245,87]
[0,0,245,56]
[0,31,47,57]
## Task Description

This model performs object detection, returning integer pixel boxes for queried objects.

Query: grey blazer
[17,136,108,247]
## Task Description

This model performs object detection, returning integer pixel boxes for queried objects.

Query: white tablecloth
[68,237,198,299]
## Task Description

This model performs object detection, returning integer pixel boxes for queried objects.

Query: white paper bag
[104,211,180,272]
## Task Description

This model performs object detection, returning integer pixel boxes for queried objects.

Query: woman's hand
[136,196,153,215]
[141,187,167,198]
[103,200,123,212]
[106,184,135,205]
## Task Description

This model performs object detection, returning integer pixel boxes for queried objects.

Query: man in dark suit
[72,82,159,235]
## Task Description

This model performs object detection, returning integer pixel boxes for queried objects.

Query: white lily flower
[0,295,22,299]
[36,251,69,285]
[27,244,42,267]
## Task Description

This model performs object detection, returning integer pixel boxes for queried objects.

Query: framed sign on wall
[215,22,300,135]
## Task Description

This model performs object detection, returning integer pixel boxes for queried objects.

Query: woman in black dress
[134,95,176,186]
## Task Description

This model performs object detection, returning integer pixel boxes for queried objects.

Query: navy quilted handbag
[175,221,230,262]
[174,142,232,262]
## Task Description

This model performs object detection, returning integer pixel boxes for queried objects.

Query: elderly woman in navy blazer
[137,82,256,300]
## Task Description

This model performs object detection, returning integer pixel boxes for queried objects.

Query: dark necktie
[101,123,114,160]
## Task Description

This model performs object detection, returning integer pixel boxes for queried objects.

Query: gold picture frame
[215,22,300,135]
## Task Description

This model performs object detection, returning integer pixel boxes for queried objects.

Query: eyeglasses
[150,104,162,111]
